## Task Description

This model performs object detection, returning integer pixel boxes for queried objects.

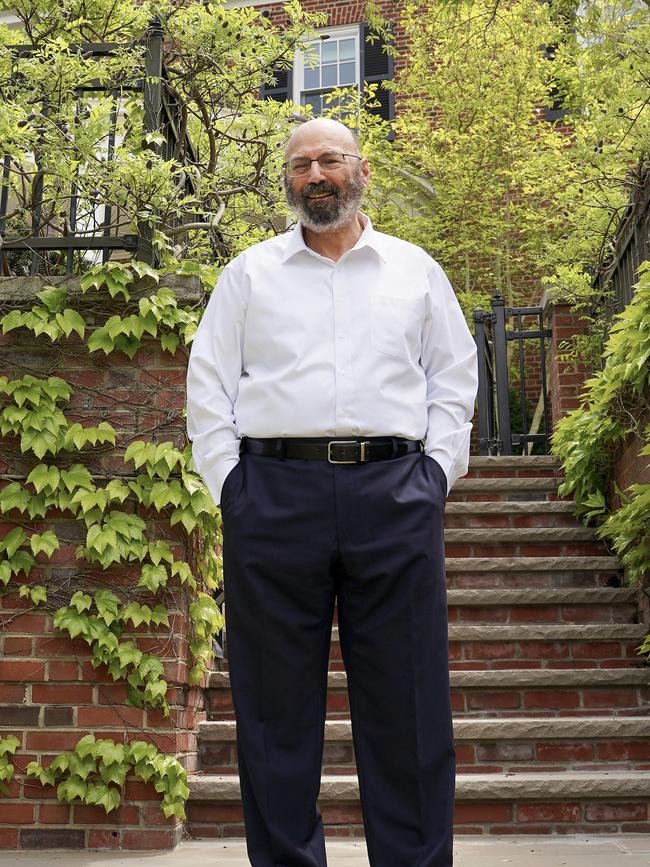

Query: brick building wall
[0,275,205,850]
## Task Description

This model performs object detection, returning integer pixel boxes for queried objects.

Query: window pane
[304,65,320,89]
[302,93,322,116]
[339,61,356,85]
[339,38,355,61]
[322,40,337,63]
[322,63,337,87]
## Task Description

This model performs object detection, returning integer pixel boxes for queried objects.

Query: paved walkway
[1,837,649,866]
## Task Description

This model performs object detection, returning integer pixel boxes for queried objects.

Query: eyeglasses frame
[283,152,363,177]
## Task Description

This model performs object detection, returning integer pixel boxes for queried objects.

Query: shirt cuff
[200,455,240,508]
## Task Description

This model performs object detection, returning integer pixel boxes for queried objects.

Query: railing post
[492,291,513,455]
[137,15,164,266]
[473,309,491,455]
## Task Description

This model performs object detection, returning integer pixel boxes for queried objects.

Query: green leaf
[30,530,59,557]
[56,309,86,339]
[57,775,87,802]
[1,526,26,557]
[0,736,20,756]
[60,464,94,493]
[70,591,93,613]
[36,286,67,314]
[87,328,115,355]
[160,332,179,355]
[0,483,31,513]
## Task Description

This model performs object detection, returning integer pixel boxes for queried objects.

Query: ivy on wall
[0,260,221,818]
[552,261,650,597]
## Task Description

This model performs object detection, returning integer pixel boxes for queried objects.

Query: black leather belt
[240,436,423,464]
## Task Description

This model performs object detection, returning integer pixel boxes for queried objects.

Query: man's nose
[306,160,327,183]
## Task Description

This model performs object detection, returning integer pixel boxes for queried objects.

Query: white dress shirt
[186,214,478,505]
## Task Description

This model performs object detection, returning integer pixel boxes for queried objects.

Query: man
[186,117,478,867]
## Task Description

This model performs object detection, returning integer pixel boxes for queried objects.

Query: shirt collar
[280,212,387,264]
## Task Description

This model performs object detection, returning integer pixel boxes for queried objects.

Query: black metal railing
[473,292,552,455]
[592,161,650,320]
[0,16,198,275]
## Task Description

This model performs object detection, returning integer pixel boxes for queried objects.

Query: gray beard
[285,172,365,233]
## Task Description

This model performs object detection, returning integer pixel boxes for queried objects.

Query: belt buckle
[327,440,369,464]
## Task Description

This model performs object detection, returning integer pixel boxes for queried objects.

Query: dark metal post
[137,15,164,265]
[491,291,513,454]
[473,310,490,455]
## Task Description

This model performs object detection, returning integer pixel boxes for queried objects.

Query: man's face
[283,129,369,233]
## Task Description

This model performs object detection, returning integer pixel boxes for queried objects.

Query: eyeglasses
[283,152,362,178]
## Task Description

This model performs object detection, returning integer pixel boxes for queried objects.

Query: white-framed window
[261,23,394,127]
[293,26,360,117]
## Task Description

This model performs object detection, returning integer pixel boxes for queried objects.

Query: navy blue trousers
[220,449,455,867]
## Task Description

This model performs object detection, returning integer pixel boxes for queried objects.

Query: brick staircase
[187,455,650,837]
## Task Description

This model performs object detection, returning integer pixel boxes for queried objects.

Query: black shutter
[261,67,293,103]
[359,23,394,128]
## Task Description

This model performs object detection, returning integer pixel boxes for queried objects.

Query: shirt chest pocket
[370,294,423,361]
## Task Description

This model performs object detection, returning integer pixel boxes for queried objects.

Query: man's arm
[421,260,479,494]
[186,262,248,507]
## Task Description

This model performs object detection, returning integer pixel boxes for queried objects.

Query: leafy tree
[0,0,324,275]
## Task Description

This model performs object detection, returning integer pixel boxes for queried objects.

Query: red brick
[32,684,94,704]
[38,804,71,824]
[26,730,89,751]
[455,803,513,822]
[523,690,580,709]
[597,742,650,761]
[20,828,85,848]
[74,804,140,825]
[0,612,49,635]
[46,660,80,681]
[88,830,121,849]
[582,688,638,708]
[0,661,46,681]
[467,691,521,710]
[2,636,33,655]
[0,828,18,847]
[122,829,177,849]
[536,743,594,761]
[586,803,648,822]
[0,803,35,824]
[77,706,146,727]
[517,802,581,823]
[0,685,27,702]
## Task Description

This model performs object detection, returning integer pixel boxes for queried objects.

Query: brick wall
[0,275,205,850]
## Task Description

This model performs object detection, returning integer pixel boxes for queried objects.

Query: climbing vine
[26,734,189,819]
[0,259,222,816]
[551,261,650,590]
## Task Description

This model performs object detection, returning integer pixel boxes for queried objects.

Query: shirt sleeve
[186,261,248,507]
[421,260,479,493]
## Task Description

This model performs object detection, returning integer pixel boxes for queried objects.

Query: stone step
[199,715,650,743]
[446,500,575,513]
[444,526,597,542]
[209,666,650,691]
[467,456,561,469]
[186,771,650,836]
[319,623,646,645]
[206,667,650,720]
[198,716,650,775]
[449,477,563,502]
[446,587,636,605]
[216,622,644,672]
[444,556,620,572]
[327,588,638,629]
[444,499,582,529]
[443,526,606,560]
[187,770,650,801]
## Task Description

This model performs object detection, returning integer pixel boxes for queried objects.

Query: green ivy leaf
[30,530,59,557]
[1,526,26,557]
[56,309,86,339]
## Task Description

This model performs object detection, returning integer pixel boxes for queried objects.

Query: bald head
[285,118,361,159]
